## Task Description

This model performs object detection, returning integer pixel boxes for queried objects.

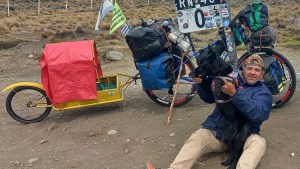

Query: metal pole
[91,0,93,9]
[7,0,10,17]
[38,0,40,14]
[148,0,150,5]
[220,0,238,71]
[65,0,68,10]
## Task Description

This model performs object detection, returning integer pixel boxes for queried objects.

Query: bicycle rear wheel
[145,56,196,107]
[6,86,52,124]
[238,48,296,109]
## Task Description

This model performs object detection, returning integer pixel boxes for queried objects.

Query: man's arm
[230,88,272,123]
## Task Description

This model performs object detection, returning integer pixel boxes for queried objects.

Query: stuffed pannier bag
[125,19,169,62]
[263,56,285,95]
[250,25,277,47]
[136,53,175,90]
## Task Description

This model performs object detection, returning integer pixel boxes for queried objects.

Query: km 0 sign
[175,0,230,33]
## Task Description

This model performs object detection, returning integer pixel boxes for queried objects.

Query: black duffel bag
[125,20,169,62]
[250,25,277,47]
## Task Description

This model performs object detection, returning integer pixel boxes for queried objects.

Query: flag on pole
[95,0,114,31]
[109,1,127,34]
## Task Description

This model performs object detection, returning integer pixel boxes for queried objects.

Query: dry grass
[0,0,299,49]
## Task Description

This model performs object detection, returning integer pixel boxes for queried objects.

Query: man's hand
[221,77,236,97]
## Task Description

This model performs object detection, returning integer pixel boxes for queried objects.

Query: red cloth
[40,40,103,104]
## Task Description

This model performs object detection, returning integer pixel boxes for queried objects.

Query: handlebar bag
[125,23,167,62]
[136,53,175,90]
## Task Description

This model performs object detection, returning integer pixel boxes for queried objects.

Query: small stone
[14,161,20,165]
[126,139,130,143]
[106,51,123,61]
[39,140,48,144]
[169,133,175,137]
[141,109,148,112]
[107,130,117,135]
[200,105,205,107]
[187,115,192,117]
[124,149,129,154]
[290,152,295,156]
[141,139,147,144]
[48,123,58,131]
[28,163,33,167]
[28,158,38,164]
[28,54,34,59]
[169,144,176,147]
[103,140,106,142]
[88,133,96,137]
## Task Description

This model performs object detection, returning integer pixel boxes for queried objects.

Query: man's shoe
[144,163,161,169]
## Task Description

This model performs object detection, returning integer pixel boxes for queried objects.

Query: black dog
[193,46,251,169]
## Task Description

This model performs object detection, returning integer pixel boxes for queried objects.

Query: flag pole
[38,0,40,14]
[7,0,10,17]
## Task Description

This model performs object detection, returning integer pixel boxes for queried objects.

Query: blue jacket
[197,80,273,140]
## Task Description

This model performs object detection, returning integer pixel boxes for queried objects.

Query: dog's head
[194,45,233,78]
[193,45,235,102]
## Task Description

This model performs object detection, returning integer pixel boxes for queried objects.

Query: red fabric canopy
[40,40,103,104]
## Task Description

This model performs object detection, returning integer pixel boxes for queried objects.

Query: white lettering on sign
[187,0,193,6]
[179,0,186,8]
[201,0,207,4]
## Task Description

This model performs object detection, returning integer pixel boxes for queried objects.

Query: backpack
[263,56,285,95]
[242,2,269,32]
[125,19,169,62]
[136,53,175,90]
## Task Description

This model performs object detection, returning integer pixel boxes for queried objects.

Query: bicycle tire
[238,48,296,109]
[144,57,196,107]
[6,86,52,124]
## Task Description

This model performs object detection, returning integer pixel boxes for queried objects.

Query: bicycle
[140,15,296,109]
[2,16,296,124]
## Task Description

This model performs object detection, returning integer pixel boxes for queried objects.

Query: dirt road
[0,44,299,169]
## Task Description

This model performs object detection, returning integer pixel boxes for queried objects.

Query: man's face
[243,65,264,85]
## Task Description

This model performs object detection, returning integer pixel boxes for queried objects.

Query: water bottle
[162,21,191,53]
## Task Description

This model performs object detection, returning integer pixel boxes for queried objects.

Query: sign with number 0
[175,0,230,33]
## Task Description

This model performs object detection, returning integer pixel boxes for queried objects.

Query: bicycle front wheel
[6,86,52,124]
[145,58,196,107]
[238,48,296,109]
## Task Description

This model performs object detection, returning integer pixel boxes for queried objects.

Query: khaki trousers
[169,128,266,169]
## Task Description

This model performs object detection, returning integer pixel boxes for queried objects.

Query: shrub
[0,40,20,50]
